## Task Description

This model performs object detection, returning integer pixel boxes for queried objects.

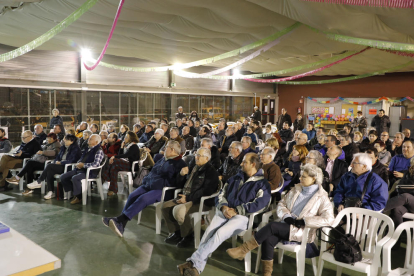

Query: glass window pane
[176,95,189,115]
[138,93,153,121]
[0,88,28,144]
[154,93,172,122]
[200,96,214,122]
[101,92,119,116]
[189,95,199,118]
[29,89,51,116]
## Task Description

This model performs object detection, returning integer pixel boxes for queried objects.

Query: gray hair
[242,136,252,145]
[170,127,179,134]
[352,153,372,171]
[294,130,302,135]
[307,150,325,168]
[331,145,342,157]
[90,134,102,144]
[99,131,108,138]
[226,127,234,135]
[198,147,211,160]
[81,121,88,128]
[83,130,92,138]
[167,140,181,154]
[231,141,242,153]
[301,164,323,185]
[160,123,169,129]
[23,130,33,137]
[201,138,213,148]
[396,132,405,140]
[34,124,43,130]
[52,108,59,114]
[263,147,276,160]
[155,128,165,136]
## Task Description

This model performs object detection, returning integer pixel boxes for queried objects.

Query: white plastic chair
[136,186,178,235]
[40,163,76,199]
[317,207,395,276]
[9,158,30,191]
[382,221,414,276]
[80,159,106,205]
[254,208,318,276]
[118,151,148,194]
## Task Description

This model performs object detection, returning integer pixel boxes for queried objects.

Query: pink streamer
[383,49,414,58]
[245,48,369,83]
[301,0,414,8]
[83,0,125,71]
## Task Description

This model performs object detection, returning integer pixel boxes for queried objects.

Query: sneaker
[102,217,116,227]
[177,234,194,248]
[44,191,55,200]
[22,189,33,196]
[5,176,19,185]
[27,181,42,189]
[109,219,124,238]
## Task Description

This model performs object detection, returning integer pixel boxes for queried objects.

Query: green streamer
[277,61,413,85]
[307,25,414,52]
[92,22,302,72]
[0,0,99,63]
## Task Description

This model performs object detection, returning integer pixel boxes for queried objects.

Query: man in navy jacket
[178,153,271,275]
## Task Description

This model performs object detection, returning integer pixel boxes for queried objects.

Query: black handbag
[343,172,372,208]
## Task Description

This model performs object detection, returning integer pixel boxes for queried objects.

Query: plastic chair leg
[255,244,262,273]
[316,258,324,276]
[193,214,201,249]
[296,251,305,276]
[155,204,162,234]
[232,235,237,247]
[137,211,142,225]
[278,248,284,264]
[336,266,342,276]
[81,179,87,205]
[311,258,318,276]
[19,178,24,191]
[97,180,104,200]
[41,181,46,195]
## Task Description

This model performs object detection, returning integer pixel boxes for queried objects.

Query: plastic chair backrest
[384,221,414,272]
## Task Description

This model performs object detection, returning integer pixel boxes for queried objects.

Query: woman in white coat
[226,164,334,276]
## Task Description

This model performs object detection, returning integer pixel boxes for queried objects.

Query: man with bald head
[0,130,42,190]
[60,134,105,204]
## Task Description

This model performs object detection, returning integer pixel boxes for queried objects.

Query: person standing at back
[371,109,391,134]
[277,108,292,131]
[250,106,261,122]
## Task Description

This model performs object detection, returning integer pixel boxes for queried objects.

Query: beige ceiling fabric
[0,0,413,76]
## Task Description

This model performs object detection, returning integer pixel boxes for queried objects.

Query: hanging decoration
[84,22,302,72]
[300,0,414,9]
[383,49,414,58]
[278,61,412,85]
[244,48,369,83]
[307,95,414,105]
[0,0,99,63]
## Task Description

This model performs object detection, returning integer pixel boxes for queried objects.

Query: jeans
[254,221,290,261]
[122,186,163,220]
[384,193,414,227]
[188,211,248,273]
[60,170,86,196]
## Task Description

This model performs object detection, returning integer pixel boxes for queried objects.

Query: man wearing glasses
[162,147,219,248]
[380,132,392,152]
[0,130,41,191]
[219,142,244,184]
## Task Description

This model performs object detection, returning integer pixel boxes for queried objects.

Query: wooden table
[0,222,61,276]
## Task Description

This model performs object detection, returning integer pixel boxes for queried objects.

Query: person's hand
[393,171,404,178]
[221,206,231,219]
[180,167,189,176]
[55,161,61,165]
[145,148,151,153]
[329,184,334,193]
[76,162,84,169]
[160,151,164,155]
[219,175,223,180]
[102,139,108,146]
[37,151,43,155]
[227,208,237,218]
[288,171,293,176]
[338,205,345,212]
[284,217,295,225]
[15,151,22,157]
[284,168,289,172]
[109,156,115,165]
[176,194,187,204]
[294,219,306,228]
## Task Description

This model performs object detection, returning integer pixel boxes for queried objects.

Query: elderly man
[159,127,185,156]
[53,124,65,142]
[181,126,194,153]
[380,131,392,152]
[79,130,92,152]
[371,109,391,134]
[176,119,185,135]
[0,128,12,153]
[176,106,186,120]
[101,133,122,158]
[102,141,186,237]
[260,147,281,190]
[213,121,226,146]
[140,125,155,144]
[241,136,256,155]
[325,145,348,194]
[144,128,168,157]
[309,127,325,148]
[365,148,388,184]
[338,133,359,165]
[60,134,105,204]
[403,128,412,142]
[277,108,292,131]
[160,123,170,139]
[99,131,108,142]
[178,153,271,276]
[33,124,47,145]
[218,127,237,162]
[162,147,219,248]
[388,140,414,186]
[199,138,220,170]
[250,106,262,122]
[234,122,243,141]
[391,132,405,157]
[279,122,293,143]
[192,126,211,154]
[75,121,88,139]
[219,141,243,184]
[137,121,146,138]
[90,123,99,135]
[0,130,41,190]
[334,153,388,212]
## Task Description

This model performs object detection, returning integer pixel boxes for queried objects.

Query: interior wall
[278,72,414,118]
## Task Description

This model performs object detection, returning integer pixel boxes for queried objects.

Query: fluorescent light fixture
[81,48,92,61]
[81,87,88,90]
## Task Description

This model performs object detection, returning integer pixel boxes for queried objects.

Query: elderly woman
[353,131,363,145]
[374,140,392,165]
[359,130,380,152]
[313,134,326,152]
[49,108,63,129]
[102,131,140,196]
[118,124,129,142]
[227,164,334,275]
[144,128,168,157]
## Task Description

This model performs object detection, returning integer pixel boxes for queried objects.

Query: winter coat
[182,134,194,153]
[55,143,82,165]
[33,132,47,145]
[139,131,154,144]
[279,129,294,143]
[31,140,61,163]
[250,110,262,121]
[243,132,258,145]
[218,153,243,184]
[141,155,186,191]
[254,127,264,141]
[302,129,316,141]
[49,116,63,129]
[389,154,411,173]
[359,138,379,152]
[277,184,334,243]
[371,115,391,134]
[115,143,140,167]
[218,134,237,155]
[277,113,292,130]
[118,131,127,142]
[136,127,145,138]
[144,136,168,157]
[390,144,403,157]
[176,162,219,206]
[263,162,282,190]
[102,140,122,158]
[342,143,360,165]
[333,171,388,211]
[0,138,12,153]
[160,136,186,154]
[293,118,304,132]
[189,127,197,137]
[217,169,271,216]
[372,161,389,184]
[324,157,348,189]
[175,112,186,120]
[351,116,367,135]
[16,139,42,159]
[210,145,221,170]
[235,129,244,141]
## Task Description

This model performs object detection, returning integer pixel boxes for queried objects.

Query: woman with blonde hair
[265,137,285,168]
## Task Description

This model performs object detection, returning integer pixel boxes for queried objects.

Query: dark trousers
[384,193,414,227]
[60,169,86,197]
[38,163,65,193]
[122,186,163,220]
[17,160,45,184]
[254,221,290,261]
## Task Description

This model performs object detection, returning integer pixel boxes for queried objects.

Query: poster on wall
[369,109,377,115]
[311,107,326,113]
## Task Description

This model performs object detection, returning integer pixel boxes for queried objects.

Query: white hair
[307,150,325,168]
[52,108,59,114]
[301,164,323,185]
[201,138,213,148]
[231,141,242,153]
[83,130,92,137]
[198,147,211,160]
[90,134,102,144]
[155,128,165,136]
[263,147,276,160]
[294,130,302,135]
[353,153,372,171]
[167,140,181,154]
[99,131,108,137]
[34,124,43,130]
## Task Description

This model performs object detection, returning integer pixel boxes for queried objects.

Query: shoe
[109,218,124,238]
[177,262,193,276]
[164,232,182,245]
[70,197,81,205]
[27,181,42,189]
[177,234,194,248]
[107,190,117,196]
[44,191,55,200]
[262,259,273,276]
[22,189,33,196]
[5,176,19,185]
[102,217,116,227]
[183,267,199,276]
[226,236,259,260]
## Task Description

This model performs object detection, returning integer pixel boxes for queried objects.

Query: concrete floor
[0,183,407,276]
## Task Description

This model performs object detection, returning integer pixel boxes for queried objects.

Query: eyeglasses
[195,153,207,158]
[351,162,364,166]
[22,136,30,139]
[381,134,389,137]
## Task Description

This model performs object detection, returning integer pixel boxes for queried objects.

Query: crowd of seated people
[2,107,414,275]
